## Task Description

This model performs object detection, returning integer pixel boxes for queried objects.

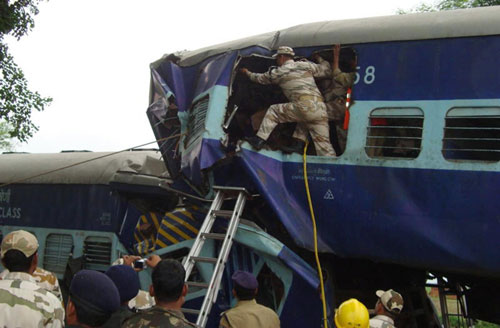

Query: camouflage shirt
[370,314,396,328]
[247,59,329,102]
[0,271,65,328]
[122,306,196,328]
[0,267,63,302]
[316,57,355,101]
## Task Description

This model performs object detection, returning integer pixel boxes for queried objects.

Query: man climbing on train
[313,44,357,154]
[240,46,336,156]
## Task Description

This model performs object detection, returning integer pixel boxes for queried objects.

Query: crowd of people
[0,229,405,327]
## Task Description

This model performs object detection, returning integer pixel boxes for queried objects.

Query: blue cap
[70,269,120,313]
[232,270,258,290]
[105,265,140,304]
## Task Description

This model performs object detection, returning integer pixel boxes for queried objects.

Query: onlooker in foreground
[101,265,141,327]
[219,270,280,328]
[334,298,369,328]
[66,269,120,327]
[0,230,65,327]
[122,256,196,328]
[369,289,404,328]
[0,265,64,302]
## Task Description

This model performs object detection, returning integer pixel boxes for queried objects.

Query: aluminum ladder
[182,186,249,328]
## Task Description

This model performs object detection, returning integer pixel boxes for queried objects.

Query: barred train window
[442,107,500,162]
[43,234,73,275]
[83,236,112,271]
[365,108,424,159]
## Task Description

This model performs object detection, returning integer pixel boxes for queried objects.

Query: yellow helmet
[334,298,369,328]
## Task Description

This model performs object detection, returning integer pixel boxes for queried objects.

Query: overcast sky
[8,0,424,153]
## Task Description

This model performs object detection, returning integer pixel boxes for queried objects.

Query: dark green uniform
[122,306,196,328]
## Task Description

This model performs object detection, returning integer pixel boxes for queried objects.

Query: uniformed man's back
[220,270,280,328]
[221,299,280,328]
[0,271,64,327]
[123,306,195,328]
[0,230,65,328]
[0,266,63,302]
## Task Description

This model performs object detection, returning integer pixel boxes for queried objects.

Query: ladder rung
[190,256,218,264]
[186,281,209,289]
[211,210,233,218]
[201,232,225,240]
[181,308,200,315]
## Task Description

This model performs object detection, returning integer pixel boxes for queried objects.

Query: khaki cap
[376,289,404,314]
[1,230,39,258]
[273,46,295,58]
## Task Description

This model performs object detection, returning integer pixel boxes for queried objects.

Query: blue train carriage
[0,150,179,278]
[147,6,500,326]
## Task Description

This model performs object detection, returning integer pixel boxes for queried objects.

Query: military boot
[246,136,266,150]
[281,139,306,154]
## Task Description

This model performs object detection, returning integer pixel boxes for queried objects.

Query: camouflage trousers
[326,99,347,153]
[256,100,336,156]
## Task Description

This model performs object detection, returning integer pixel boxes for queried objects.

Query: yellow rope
[303,141,329,328]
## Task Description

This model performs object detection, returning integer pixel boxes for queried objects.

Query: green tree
[0,0,51,143]
[397,0,500,14]
[0,121,16,151]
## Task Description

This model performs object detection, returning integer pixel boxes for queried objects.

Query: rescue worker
[219,270,280,328]
[240,46,336,156]
[0,230,65,327]
[0,265,63,302]
[369,289,404,328]
[101,265,141,327]
[122,255,196,328]
[66,269,121,327]
[314,44,356,153]
[334,298,369,328]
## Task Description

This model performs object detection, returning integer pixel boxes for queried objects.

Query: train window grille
[184,96,209,149]
[442,107,500,162]
[43,234,74,275]
[365,107,424,159]
[83,236,112,271]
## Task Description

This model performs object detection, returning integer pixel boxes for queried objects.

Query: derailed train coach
[146,6,500,326]
[0,151,326,327]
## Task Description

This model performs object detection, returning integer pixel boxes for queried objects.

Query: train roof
[154,6,500,67]
[0,150,168,185]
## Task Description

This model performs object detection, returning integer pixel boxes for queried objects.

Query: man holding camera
[122,255,196,328]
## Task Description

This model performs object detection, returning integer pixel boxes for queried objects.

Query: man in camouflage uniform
[0,265,63,302]
[122,256,196,328]
[220,270,280,328]
[369,289,404,328]
[241,46,336,156]
[314,44,356,153]
[0,230,65,327]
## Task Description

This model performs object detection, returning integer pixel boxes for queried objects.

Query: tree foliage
[0,0,51,143]
[397,0,500,14]
[0,121,16,151]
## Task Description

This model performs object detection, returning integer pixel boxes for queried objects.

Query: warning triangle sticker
[323,189,334,200]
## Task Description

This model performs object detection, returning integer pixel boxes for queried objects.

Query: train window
[365,108,424,159]
[227,50,356,155]
[442,107,500,162]
[43,233,74,275]
[83,236,112,271]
